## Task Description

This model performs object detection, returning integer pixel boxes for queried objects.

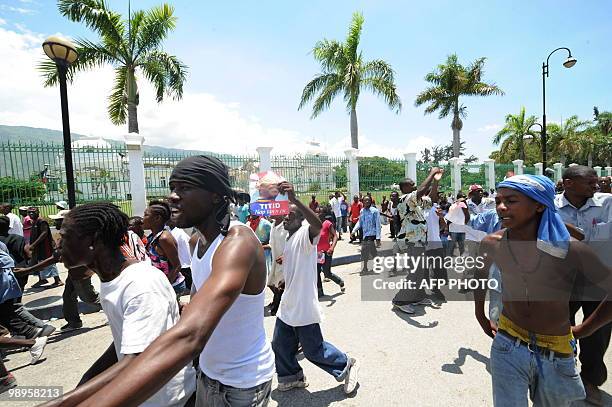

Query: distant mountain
[0,124,214,155]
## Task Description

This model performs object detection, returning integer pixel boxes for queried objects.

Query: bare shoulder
[223,224,261,250]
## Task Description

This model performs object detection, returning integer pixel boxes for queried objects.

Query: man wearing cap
[0,204,23,237]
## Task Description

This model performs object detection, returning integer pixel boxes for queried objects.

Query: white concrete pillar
[256,146,273,172]
[484,159,496,190]
[606,167,612,177]
[449,157,462,195]
[534,162,543,176]
[404,152,417,181]
[512,159,524,175]
[124,133,146,217]
[344,148,360,198]
[593,166,602,177]
[553,163,564,182]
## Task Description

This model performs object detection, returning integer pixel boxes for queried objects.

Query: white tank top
[191,221,275,388]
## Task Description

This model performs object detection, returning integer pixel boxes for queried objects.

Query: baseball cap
[49,209,70,220]
[55,201,69,210]
[469,184,483,193]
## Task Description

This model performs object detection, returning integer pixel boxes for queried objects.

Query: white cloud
[0,5,35,14]
[0,25,406,158]
[0,17,6,26]
[477,123,502,132]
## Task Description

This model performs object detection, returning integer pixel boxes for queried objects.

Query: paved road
[4,260,611,406]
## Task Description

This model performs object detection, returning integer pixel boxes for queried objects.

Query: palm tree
[298,12,401,149]
[547,116,590,166]
[39,0,187,134]
[576,126,600,168]
[493,107,538,161]
[415,54,504,157]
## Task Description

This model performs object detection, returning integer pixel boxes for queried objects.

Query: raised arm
[76,228,260,407]
[279,181,322,240]
[416,167,441,200]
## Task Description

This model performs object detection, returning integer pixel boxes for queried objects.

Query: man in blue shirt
[351,196,381,274]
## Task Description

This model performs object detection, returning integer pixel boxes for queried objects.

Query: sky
[0,0,610,159]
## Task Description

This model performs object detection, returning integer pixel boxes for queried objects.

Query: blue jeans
[491,332,585,407]
[195,370,271,407]
[272,318,348,383]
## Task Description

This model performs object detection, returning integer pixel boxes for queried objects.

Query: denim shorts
[490,332,585,407]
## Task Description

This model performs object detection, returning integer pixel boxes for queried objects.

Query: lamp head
[563,56,577,68]
[43,36,78,66]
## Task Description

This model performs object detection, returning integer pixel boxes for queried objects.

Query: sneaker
[34,324,56,338]
[393,303,415,314]
[0,373,17,395]
[277,379,308,391]
[414,298,434,306]
[344,357,360,394]
[61,322,83,332]
[30,336,48,364]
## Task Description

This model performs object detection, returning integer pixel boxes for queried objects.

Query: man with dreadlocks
[46,202,196,406]
[71,155,274,407]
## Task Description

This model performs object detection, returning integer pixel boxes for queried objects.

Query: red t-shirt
[349,202,363,223]
[317,220,333,252]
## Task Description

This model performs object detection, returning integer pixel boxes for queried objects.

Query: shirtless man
[473,175,611,407]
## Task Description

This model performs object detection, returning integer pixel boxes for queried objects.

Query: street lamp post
[42,36,79,208]
[541,47,576,172]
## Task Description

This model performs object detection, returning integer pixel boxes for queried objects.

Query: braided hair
[148,199,171,224]
[66,202,129,249]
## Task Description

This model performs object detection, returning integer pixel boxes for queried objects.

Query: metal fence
[1,140,561,218]
[271,154,347,204]
[144,151,258,199]
[0,141,131,218]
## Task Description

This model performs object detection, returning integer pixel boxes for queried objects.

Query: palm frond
[312,39,346,72]
[139,50,188,101]
[468,82,505,97]
[362,59,395,82]
[361,77,401,113]
[134,4,177,60]
[108,66,127,125]
[344,12,364,62]
[57,0,125,50]
[298,73,340,110]
[310,79,343,118]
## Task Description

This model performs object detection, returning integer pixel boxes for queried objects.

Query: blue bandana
[497,175,570,258]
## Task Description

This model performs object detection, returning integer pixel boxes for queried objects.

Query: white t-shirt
[278,224,321,327]
[330,197,343,217]
[170,227,192,268]
[426,205,442,250]
[7,213,23,236]
[99,262,196,407]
